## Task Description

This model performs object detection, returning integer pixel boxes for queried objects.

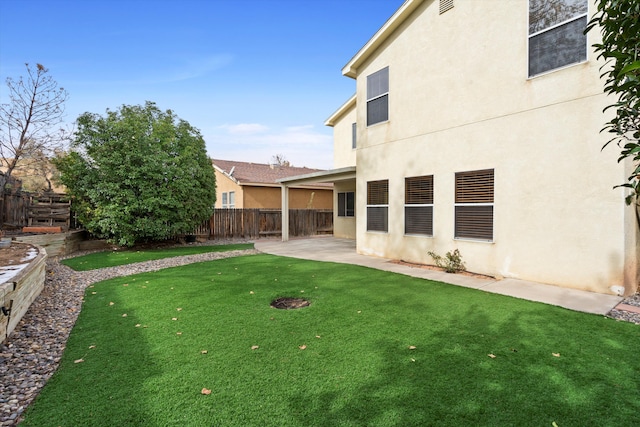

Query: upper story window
[352,122,357,149]
[528,0,588,77]
[366,67,389,126]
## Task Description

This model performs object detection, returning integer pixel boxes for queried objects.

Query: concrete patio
[254,236,623,315]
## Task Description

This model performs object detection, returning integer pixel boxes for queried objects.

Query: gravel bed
[0,245,258,426]
[0,244,638,425]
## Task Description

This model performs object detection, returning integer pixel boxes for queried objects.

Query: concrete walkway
[254,236,623,315]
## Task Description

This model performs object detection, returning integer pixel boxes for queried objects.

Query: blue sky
[0,0,405,169]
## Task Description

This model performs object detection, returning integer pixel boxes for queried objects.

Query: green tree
[586,0,640,208]
[55,102,216,246]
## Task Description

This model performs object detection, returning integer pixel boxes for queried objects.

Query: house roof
[324,94,356,127]
[342,0,423,78]
[211,159,332,188]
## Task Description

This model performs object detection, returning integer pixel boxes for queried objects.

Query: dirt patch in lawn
[270,297,311,310]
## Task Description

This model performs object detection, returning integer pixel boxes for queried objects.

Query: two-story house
[280,0,639,296]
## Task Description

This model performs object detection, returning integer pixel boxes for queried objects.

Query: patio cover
[277,166,356,241]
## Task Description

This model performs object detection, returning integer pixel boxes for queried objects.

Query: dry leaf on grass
[408,346,417,350]
[176,308,182,311]
[299,345,307,350]
[249,291,255,294]
[109,302,115,306]
[251,345,259,350]
[135,324,141,328]
[172,317,178,321]
[552,353,561,357]
[201,350,208,354]
[315,335,321,339]
[488,354,497,359]
[74,359,84,364]
[122,314,127,317]
[176,332,183,336]
[89,345,96,349]
[201,388,212,395]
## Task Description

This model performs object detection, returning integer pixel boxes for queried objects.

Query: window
[352,122,357,149]
[454,169,494,241]
[528,0,588,77]
[405,175,433,236]
[337,192,355,217]
[367,180,388,232]
[228,191,235,208]
[367,67,389,126]
[221,192,228,208]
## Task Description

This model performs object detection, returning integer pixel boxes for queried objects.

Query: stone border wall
[0,245,47,342]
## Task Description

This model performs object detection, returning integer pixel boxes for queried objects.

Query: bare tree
[0,63,69,190]
[270,153,290,167]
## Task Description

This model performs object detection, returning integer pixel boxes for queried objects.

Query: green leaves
[55,101,216,246]
[587,1,640,206]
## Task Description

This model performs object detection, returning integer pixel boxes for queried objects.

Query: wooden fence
[198,208,333,240]
[0,191,71,230]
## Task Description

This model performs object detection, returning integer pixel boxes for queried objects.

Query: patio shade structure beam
[277,166,356,241]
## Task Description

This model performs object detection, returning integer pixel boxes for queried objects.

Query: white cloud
[219,123,270,135]
[204,123,333,169]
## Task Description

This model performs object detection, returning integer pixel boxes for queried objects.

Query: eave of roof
[277,166,356,186]
[324,94,356,127]
[341,0,423,79]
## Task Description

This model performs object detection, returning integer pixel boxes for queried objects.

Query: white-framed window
[367,67,389,126]
[221,192,228,208]
[405,175,433,236]
[367,180,388,232]
[338,192,355,217]
[228,191,235,208]
[528,0,588,77]
[454,169,494,241]
[352,122,357,149]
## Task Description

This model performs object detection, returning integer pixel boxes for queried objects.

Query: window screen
[454,169,494,241]
[367,180,388,232]
[405,176,434,236]
[367,67,389,126]
[528,0,588,76]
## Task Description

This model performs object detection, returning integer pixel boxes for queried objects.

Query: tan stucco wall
[214,170,243,208]
[332,103,357,169]
[349,0,638,295]
[243,185,333,209]
[333,180,356,239]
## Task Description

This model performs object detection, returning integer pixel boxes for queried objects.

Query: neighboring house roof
[342,0,423,78]
[211,159,332,188]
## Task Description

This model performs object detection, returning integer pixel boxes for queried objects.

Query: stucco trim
[342,0,424,78]
[325,94,356,127]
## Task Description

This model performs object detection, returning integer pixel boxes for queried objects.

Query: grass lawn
[60,243,254,270]
[22,254,640,426]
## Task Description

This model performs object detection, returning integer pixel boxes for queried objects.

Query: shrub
[427,249,466,273]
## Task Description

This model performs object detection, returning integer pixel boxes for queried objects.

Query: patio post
[281,183,289,241]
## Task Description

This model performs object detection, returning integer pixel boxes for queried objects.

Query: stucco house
[279,0,639,296]
[212,159,332,209]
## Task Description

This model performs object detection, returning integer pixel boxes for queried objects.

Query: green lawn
[22,254,640,426]
[60,243,254,270]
